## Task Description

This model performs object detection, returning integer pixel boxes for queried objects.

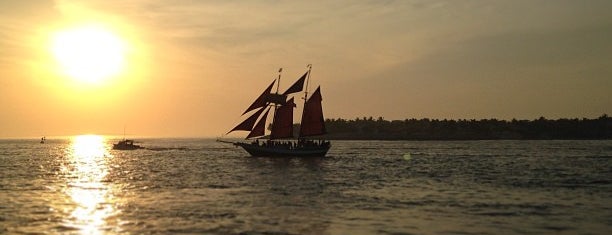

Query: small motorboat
[112,139,144,150]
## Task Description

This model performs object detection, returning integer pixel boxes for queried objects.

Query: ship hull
[112,144,143,150]
[234,142,330,157]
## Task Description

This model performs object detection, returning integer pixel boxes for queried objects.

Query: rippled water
[1,137,611,234]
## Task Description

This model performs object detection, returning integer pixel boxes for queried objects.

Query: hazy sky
[1,0,611,138]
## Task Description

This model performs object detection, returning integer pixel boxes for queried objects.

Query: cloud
[333,20,612,119]
[0,1,56,69]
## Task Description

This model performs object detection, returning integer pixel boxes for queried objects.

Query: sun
[51,24,127,84]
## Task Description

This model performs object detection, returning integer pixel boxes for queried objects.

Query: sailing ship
[220,65,330,157]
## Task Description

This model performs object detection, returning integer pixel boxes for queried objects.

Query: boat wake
[145,147,191,151]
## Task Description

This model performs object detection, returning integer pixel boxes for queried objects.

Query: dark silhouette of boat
[40,136,46,144]
[113,127,144,150]
[112,139,143,150]
[219,65,330,157]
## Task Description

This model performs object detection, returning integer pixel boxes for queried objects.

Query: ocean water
[1,137,611,234]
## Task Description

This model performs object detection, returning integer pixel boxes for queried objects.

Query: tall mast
[276,68,282,93]
[303,64,312,103]
[299,64,312,138]
[271,68,282,139]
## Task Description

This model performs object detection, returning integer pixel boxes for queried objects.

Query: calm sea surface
[1,137,611,234]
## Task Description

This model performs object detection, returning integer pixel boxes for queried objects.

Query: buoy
[403,153,411,161]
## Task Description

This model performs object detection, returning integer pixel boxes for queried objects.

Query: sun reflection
[73,135,106,161]
[63,135,117,234]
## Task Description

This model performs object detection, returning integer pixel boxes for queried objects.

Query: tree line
[314,115,611,140]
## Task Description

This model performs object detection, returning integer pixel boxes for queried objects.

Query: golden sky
[1,0,611,138]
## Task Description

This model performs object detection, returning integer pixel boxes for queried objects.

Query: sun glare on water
[66,135,116,234]
[51,24,127,84]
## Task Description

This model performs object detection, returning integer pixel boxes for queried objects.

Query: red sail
[282,72,307,95]
[243,80,275,115]
[227,107,265,134]
[270,97,295,139]
[299,86,326,137]
[247,107,270,139]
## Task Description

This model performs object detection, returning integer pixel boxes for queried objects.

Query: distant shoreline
[320,114,612,140]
